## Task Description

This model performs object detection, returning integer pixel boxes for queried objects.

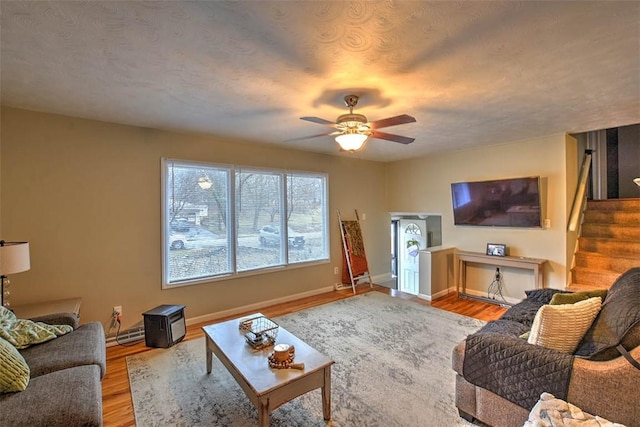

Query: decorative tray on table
[239,315,279,350]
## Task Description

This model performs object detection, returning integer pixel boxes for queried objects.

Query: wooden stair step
[571,266,621,288]
[586,199,640,211]
[567,282,611,292]
[582,210,640,224]
[580,223,640,240]
[575,198,640,290]
[578,237,640,256]
[574,251,640,273]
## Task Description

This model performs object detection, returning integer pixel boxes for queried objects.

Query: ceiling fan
[298,95,417,152]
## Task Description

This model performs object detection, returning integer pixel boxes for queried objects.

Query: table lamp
[0,240,31,308]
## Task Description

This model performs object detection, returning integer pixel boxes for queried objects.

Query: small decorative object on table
[239,315,279,349]
[268,343,305,370]
[486,243,506,257]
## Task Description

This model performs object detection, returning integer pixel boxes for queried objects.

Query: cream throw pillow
[528,297,602,353]
[0,336,30,393]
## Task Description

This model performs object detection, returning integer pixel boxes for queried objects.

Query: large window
[162,159,329,287]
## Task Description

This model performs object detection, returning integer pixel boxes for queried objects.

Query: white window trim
[161,159,330,288]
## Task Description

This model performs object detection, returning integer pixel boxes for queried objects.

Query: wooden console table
[455,251,546,304]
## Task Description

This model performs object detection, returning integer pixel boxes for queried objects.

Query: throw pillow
[0,336,30,393]
[550,289,608,305]
[528,297,602,353]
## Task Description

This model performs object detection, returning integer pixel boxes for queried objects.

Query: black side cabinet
[142,304,186,348]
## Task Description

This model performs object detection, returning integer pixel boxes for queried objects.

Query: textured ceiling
[1,1,639,162]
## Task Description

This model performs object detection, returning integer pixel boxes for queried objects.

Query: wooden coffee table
[203,313,334,426]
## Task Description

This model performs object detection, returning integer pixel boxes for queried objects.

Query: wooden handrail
[568,150,593,231]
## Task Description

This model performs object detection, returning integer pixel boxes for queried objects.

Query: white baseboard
[105,285,343,347]
[416,288,450,301]
[370,273,392,284]
[185,285,335,327]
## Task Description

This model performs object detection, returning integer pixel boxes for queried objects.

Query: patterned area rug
[127,292,484,426]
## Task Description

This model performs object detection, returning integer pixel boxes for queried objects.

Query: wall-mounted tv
[451,176,542,228]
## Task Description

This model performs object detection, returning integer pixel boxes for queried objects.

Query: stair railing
[568,150,593,232]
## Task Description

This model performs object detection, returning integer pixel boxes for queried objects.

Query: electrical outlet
[334,267,339,275]
[113,305,122,317]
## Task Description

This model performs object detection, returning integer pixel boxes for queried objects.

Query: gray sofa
[453,267,640,427]
[0,313,106,427]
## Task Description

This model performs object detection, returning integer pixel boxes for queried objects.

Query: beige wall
[0,108,389,329]
[1,107,581,328]
[387,134,578,299]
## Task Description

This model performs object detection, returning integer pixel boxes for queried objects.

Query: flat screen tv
[451,176,542,228]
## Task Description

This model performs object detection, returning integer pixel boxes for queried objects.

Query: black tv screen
[451,177,542,227]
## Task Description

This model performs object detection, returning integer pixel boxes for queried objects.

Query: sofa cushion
[463,330,574,410]
[0,337,29,393]
[29,312,80,330]
[528,297,602,353]
[0,306,72,349]
[575,267,640,359]
[500,298,547,328]
[476,318,530,337]
[0,365,102,427]
[20,322,106,378]
[524,288,566,304]
[549,289,608,305]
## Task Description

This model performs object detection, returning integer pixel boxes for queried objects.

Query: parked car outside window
[170,219,192,232]
[169,227,221,250]
[258,225,305,249]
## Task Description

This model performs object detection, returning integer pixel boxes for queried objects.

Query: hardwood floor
[102,286,507,427]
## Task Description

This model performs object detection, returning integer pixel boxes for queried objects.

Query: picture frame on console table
[486,243,506,257]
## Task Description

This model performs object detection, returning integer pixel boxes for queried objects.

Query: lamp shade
[634,177,640,187]
[0,242,30,275]
[335,133,369,152]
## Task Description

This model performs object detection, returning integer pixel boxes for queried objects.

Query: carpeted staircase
[569,199,640,291]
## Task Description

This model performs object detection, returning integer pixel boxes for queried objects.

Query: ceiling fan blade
[371,130,415,145]
[369,114,416,129]
[285,131,341,142]
[300,116,337,127]
[285,133,330,142]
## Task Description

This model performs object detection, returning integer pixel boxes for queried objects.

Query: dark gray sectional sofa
[0,313,106,427]
[452,268,640,427]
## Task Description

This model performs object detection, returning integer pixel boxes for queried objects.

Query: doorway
[573,124,640,200]
[390,214,442,294]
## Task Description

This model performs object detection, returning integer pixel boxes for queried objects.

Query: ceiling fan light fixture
[197,176,213,189]
[335,131,369,152]
[299,93,415,152]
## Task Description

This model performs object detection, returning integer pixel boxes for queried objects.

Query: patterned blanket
[524,393,626,427]
[0,306,72,349]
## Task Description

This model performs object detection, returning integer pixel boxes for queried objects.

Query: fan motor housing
[337,113,368,126]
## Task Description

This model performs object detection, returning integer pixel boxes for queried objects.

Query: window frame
[161,158,329,289]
